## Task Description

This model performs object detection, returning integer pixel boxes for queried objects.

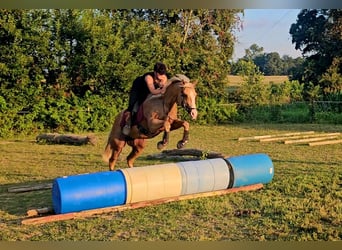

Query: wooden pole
[21,183,263,225]
[260,132,340,143]
[36,133,97,145]
[147,148,224,160]
[27,207,54,217]
[284,135,339,144]
[238,131,315,141]
[308,139,342,147]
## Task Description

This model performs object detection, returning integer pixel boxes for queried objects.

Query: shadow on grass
[272,158,341,166]
[0,180,54,217]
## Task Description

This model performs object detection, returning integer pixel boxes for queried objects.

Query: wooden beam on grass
[36,133,97,145]
[27,207,54,217]
[284,135,339,145]
[238,131,315,141]
[21,183,263,225]
[147,148,225,160]
[308,139,342,147]
[260,132,340,143]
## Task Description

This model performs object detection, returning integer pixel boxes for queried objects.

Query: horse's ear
[192,80,198,87]
[179,80,186,87]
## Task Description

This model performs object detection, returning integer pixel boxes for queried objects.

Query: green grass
[0,123,341,241]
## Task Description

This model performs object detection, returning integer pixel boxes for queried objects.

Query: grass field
[0,123,341,241]
[226,75,289,87]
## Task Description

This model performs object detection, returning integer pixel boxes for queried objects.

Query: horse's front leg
[170,120,190,149]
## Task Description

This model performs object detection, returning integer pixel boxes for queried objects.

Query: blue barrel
[52,171,127,214]
[178,158,230,195]
[226,153,274,188]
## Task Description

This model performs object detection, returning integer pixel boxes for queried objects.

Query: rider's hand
[160,86,166,94]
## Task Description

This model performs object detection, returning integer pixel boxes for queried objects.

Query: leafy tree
[319,57,342,94]
[282,56,305,79]
[235,44,304,76]
[289,9,342,93]
[235,60,269,107]
[0,9,244,136]
[243,43,264,61]
[262,52,283,75]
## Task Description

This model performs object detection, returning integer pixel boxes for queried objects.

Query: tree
[319,57,342,94]
[234,60,269,107]
[263,52,283,75]
[234,44,303,76]
[243,43,264,61]
[289,9,342,93]
[0,9,244,136]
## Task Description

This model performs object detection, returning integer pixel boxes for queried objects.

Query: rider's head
[154,62,167,75]
[154,62,167,85]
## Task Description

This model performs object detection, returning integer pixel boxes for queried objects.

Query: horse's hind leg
[108,139,126,171]
[126,139,146,168]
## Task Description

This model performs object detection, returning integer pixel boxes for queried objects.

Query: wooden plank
[260,132,340,143]
[27,207,54,217]
[36,133,97,145]
[284,136,339,144]
[21,183,263,225]
[8,183,52,193]
[147,148,224,160]
[308,139,342,147]
[238,131,315,141]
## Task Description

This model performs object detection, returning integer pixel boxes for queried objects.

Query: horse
[103,75,198,171]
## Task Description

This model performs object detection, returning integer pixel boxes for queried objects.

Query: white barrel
[177,158,230,195]
[120,163,182,204]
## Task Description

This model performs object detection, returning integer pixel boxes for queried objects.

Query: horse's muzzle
[189,108,198,120]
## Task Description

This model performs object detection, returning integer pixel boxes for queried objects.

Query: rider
[122,62,168,135]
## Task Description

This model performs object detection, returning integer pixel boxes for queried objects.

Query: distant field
[226,75,289,86]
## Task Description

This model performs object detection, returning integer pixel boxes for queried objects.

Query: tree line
[231,43,304,77]
[0,9,341,137]
[0,9,243,136]
[232,9,341,98]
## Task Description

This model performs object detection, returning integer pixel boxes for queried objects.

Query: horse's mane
[168,74,190,84]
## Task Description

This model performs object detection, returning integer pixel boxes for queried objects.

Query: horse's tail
[102,141,112,163]
[102,111,124,163]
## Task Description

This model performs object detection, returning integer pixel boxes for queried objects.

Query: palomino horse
[103,75,198,171]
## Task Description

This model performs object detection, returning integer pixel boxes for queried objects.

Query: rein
[180,87,197,113]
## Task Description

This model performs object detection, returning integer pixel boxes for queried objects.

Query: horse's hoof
[177,140,188,149]
[157,141,167,150]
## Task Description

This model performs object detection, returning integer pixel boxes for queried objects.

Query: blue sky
[233,9,303,60]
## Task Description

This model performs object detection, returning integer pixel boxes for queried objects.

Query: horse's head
[165,74,198,120]
[177,80,198,120]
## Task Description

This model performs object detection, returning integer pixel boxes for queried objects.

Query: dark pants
[127,89,139,113]
[127,76,149,113]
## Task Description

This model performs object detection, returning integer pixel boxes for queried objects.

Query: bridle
[180,86,197,114]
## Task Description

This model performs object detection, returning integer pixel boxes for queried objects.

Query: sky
[233,9,303,60]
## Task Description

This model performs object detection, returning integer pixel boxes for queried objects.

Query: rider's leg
[123,86,139,135]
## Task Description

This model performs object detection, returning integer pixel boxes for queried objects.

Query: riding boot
[122,112,131,136]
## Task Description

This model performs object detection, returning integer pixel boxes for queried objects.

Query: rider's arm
[145,74,164,95]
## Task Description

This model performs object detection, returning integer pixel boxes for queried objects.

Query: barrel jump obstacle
[21,153,273,224]
[51,153,274,214]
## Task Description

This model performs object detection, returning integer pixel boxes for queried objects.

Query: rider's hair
[154,62,167,75]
